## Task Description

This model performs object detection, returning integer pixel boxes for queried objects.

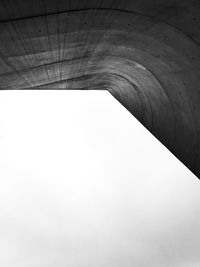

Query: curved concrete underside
[0,0,200,177]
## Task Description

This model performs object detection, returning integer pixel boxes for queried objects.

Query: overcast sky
[0,90,199,267]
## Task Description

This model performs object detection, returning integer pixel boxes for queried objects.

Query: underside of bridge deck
[0,0,200,177]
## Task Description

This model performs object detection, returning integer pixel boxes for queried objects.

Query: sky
[0,90,200,267]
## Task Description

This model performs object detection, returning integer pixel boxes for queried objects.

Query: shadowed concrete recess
[0,0,200,177]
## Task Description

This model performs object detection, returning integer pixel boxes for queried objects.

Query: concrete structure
[0,0,200,177]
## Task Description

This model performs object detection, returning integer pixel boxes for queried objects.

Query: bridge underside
[1,0,200,177]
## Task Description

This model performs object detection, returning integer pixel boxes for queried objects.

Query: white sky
[0,90,200,267]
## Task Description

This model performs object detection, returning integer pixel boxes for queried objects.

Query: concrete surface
[0,0,200,177]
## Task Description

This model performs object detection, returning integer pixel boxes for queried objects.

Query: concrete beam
[0,1,200,177]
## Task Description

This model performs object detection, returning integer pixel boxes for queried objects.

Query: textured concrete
[0,0,200,177]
